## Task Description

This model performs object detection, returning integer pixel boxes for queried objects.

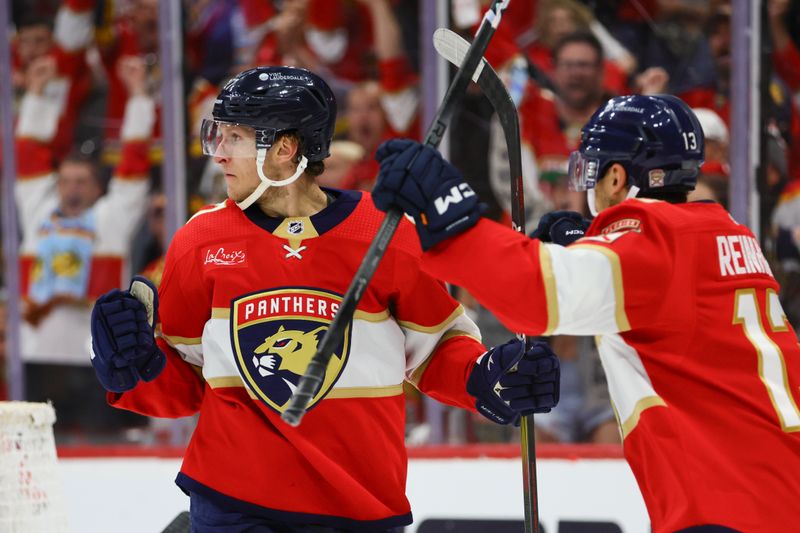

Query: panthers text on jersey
[109,189,484,529]
[423,198,800,533]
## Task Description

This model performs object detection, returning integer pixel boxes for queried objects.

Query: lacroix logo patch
[203,243,247,266]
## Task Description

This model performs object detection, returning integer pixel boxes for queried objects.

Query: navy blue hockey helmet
[202,66,337,162]
[568,94,704,194]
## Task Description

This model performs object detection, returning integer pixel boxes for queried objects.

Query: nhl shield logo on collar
[230,288,352,414]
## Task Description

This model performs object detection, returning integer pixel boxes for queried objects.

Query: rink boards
[57,444,649,532]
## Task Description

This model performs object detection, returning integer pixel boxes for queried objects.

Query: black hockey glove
[373,139,484,250]
[467,339,560,426]
[531,210,591,246]
[90,276,165,392]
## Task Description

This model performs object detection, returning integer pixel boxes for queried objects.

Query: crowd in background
[0,0,799,447]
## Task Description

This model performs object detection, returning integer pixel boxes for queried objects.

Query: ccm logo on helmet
[434,184,475,215]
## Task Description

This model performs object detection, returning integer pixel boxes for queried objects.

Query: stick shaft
[433,28,539,530]
[477,59,540,533]
[281,0,511,427]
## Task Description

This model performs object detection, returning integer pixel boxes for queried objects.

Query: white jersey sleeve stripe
[597,333,666,439]
[406,329,482,387]
[397,306,465,333]
[402,312,481,380]
[547,243,631,335]
[539,243,559,335]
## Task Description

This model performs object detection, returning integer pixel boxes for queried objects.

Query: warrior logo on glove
[230,288,352,413]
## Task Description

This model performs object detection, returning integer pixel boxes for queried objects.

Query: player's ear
[274,134,300,162]
[609,163,628,194]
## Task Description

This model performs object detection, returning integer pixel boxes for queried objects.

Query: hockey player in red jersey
[88,66,560,532]
[372,94,800,533]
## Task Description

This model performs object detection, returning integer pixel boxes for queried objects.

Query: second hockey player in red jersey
[372,95,800,533]
[88,66,561,532]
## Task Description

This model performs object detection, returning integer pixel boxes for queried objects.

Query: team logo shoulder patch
[600,218,641,235]
[230,288,351,414]
[648,169,665,188]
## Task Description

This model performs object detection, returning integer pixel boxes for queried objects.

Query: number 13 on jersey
[733,288,800,432]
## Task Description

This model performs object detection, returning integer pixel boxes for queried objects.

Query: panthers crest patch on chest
[230,288,351,414]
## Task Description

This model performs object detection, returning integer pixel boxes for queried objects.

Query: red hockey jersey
[110,190,484,529]
[423,199,800,533]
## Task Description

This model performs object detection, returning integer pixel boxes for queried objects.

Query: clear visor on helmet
[567,151,600,192]
[200,119,262,158]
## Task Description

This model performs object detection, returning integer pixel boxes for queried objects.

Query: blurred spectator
[588,0,660,57]
[515,31,611,216]
[15,55,154,439]
[693,107,730,176]
[11,0,94,162]
[247,0,376,86]
[250,0,318,71]
[768,0,800,93]
[130,192,167,285]
[772,179,800,332]
[318,140,366,189]
[340,0,419,191]
[761,127,792,233]
[526,0,635,95]
[681,4,800,183]
[95,0,161,166]
[185,0,242,87]
[688,104,730,213]
[305,0,374,82]
[340,81,388,190]
[636,0,717,94]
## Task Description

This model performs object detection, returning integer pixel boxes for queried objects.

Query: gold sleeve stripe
[326,385,403,398]
[207,377,243,388]
[161,333,202,346]
[539,243,559,335]
[206,378,402,399]
[354,309,391,322]
[212,308,230,319]
[398,305,465,333]
[571,244,632,332]
[407,329,481,387]
[620,395,667,439]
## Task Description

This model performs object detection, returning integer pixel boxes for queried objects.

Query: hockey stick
[281,0,512,427]
[433,28,540,533]
[160,511,190,533]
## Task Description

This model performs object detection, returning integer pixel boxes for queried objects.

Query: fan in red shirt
[11,0,93,163]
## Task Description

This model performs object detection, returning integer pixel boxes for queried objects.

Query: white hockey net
[0,401,70,532]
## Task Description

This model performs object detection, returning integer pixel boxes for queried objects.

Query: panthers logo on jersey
[230,288,351,414]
